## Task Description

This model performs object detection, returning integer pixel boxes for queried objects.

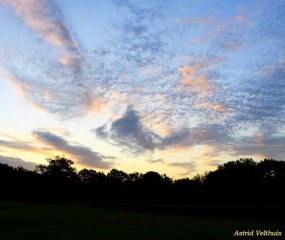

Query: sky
[0,0,285,178]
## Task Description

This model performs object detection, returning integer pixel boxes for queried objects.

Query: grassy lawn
[0,201,284,240]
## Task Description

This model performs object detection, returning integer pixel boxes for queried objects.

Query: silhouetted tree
[78,169,98,184]
[142,171,162,185]
[106,169,129,201]
[140,171,163,202]
[0,163,17,198]
[0,163,40,199]
[255,159,285,204]
[77,168,108,200]
[192,172,208,185]
[35,156,78,199]
[128,172,143,182]
[107,169,129,183]
[172,176,205,204]
[205,158,262,204]
[1,156,285,205]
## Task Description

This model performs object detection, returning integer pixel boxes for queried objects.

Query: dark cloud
[0,155,37,170]
[161,128,193,148]
[94,106,161,154]
[33,131,113,169]
[94,106,220,154]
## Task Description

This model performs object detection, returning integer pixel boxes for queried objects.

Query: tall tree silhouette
[35,156,78,199]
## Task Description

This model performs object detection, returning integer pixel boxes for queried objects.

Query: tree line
[0,156,285,205]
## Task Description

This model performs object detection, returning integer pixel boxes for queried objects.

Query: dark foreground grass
[0,201,284,240]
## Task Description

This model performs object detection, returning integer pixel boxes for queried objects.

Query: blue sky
[0,0,285,178]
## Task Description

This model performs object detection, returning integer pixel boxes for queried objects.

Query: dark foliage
[0,156,285,205]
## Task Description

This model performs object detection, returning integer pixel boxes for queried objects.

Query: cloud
[160,128,193,149]
[227,59,285,131]
[0,0,92,118]
[146,157,196,176]
[228,134,285,160]
[1,0,285,168]
[93,106,211,154]
[94,106,161,154]
[0,155,37,170]
[147,158,165,164]
[33,131,113,169]
[111,0,171,66]
[178,62,214,96]
[207,160,225,168]
[146,158,196,176]
[1,0,231,123]
[175,58,231,120]
[0,55,94,118]
[9,0,82,71]
[0,139,35,151]
[167,162,197,176]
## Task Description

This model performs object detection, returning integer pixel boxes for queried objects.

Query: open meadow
[0,201,284,240]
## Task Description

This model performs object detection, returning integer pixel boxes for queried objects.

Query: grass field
[0,201,284,240]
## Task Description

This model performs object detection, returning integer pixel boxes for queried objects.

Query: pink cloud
[178,62,214,97]
[10,0,82,71]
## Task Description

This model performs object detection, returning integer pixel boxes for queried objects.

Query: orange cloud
[178,62,214,97]
[10,0,82,71]
[178,60,232,115]
[85,98,109,116]
[58,56,81,70]
[11,0,73,47]
[2,71,45,111]
[195,101,230,113]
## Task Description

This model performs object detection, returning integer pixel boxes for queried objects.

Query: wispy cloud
[1,0,285,175]
[167,162,197,176]
[9,0,83,71]
[146,157,196,176]
[33,131,113,169]
[147,158,165,164]
[0,139,35,151]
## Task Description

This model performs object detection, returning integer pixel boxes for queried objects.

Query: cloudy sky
[0,0,284,178]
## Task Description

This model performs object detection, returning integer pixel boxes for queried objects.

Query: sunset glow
[0,0,285,178]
